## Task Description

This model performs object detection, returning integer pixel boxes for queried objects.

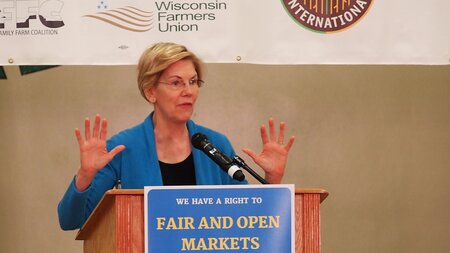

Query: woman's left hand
[242,118,295,184]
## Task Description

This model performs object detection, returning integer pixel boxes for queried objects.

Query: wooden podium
[76,188,328,253]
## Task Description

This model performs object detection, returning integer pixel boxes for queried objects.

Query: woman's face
[146,59,200,124]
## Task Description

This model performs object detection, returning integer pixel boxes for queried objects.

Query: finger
[260,124,269,144]
[100,118,107,140]
[278,122,285,144]
[284,136,295,152]
[108,145,126,159]
[75,128,83,147]
[242,148,258,161]
[93,114,101,138]
[269,118,276,142]
[84,117,91,140]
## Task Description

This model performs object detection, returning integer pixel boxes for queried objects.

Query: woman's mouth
[178,102,193,108]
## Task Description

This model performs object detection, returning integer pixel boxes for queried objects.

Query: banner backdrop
[1,0,449,65]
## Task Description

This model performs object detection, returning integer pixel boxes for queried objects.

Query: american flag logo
[84,6,153,32]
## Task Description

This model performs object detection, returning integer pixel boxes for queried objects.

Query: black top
[159,153,197,185]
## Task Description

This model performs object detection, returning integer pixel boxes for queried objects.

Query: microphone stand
[232,155,269,184]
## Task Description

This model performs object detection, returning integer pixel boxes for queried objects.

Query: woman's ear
[144,87,156,103]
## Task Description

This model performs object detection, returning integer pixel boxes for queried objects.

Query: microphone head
[191,133,208,149]
[233,169,245,181]
[234,170,245,181]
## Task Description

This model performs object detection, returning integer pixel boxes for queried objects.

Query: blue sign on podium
[144,185,295,253]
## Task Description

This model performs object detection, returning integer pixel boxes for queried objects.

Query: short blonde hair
[137,42,203,101]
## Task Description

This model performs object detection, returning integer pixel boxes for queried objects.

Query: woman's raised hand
[74,115,125,191]
[242,118,295,184]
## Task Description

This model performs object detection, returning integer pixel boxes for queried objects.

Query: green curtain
[0,67,6,79]
[19,65,59,75]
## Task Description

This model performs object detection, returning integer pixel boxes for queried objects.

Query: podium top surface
[101,187,329,202]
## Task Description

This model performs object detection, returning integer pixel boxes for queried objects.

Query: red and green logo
[282,0,374,33]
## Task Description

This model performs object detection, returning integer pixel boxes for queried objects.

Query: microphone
[191,133,245,181]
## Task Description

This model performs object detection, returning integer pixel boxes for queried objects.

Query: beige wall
[0,64,449,253]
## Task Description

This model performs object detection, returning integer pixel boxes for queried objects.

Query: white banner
[1,0,449,65]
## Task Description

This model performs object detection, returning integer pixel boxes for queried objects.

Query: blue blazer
[58,113,247,230]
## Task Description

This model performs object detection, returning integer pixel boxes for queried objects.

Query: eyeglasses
[158,78,205,90]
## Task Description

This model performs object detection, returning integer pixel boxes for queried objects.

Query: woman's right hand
[74,114,125,192]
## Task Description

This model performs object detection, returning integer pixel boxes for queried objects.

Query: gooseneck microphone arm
[232,155,269,184]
